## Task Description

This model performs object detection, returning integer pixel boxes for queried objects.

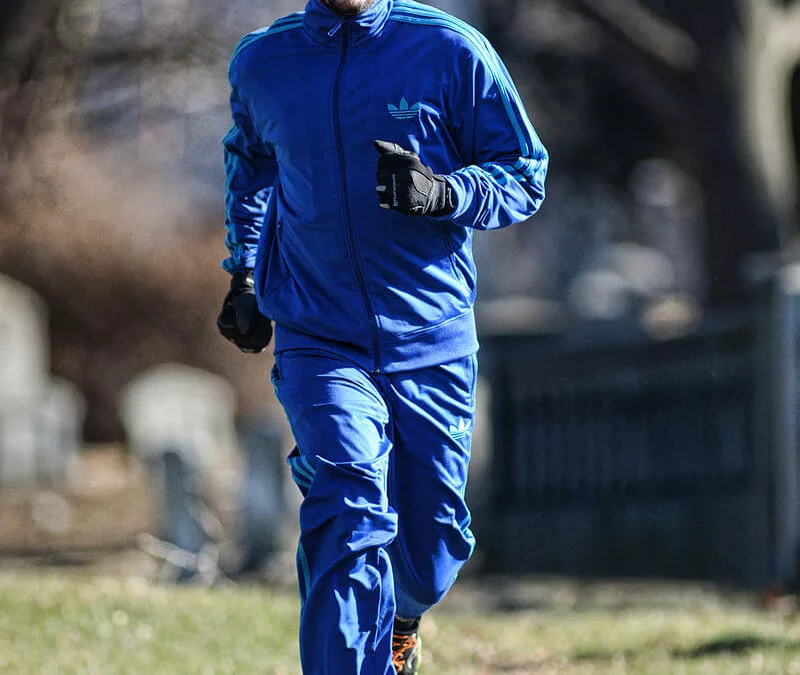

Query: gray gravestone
[237,420,286,574]
[0,274,48,407]
[0,275,85,488]
[121,364,240,581]
[121,363,238,473]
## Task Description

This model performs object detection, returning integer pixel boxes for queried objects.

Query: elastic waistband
[274,309,478,373]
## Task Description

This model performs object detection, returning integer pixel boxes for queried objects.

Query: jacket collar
[304,0,393,47]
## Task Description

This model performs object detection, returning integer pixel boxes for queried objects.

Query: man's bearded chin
[324,0,377,16]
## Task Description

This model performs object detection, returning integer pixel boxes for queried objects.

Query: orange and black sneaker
[392,617,422,675]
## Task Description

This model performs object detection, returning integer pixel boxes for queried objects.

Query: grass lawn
[0,569,798,674]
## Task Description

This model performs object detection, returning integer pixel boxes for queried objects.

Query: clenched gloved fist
[217,272,273,353]
[374,140,455,218]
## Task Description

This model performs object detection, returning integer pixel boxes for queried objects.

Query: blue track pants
[272,349,477,675]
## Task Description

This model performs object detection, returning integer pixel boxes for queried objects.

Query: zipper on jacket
[328,19,343,38]
[332,21,383,373]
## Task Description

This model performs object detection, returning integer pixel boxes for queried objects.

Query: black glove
[217,272,273,353]
[374,140,455,217]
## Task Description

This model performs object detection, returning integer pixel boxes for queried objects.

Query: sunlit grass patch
[0,571,798,674]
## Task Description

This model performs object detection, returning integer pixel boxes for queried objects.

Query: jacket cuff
[221,251,258,275]
[429,174,468,223]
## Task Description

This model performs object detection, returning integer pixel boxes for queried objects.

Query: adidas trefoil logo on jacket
[388,97,421,120]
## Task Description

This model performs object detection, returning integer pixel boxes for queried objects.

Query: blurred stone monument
[121,363,285,582]
[0,274,84,489]
[121,364,238,581]
[121,363,239,479]
[236,419,286,575]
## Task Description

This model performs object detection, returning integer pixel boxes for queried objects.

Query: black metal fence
[478,299,796,586]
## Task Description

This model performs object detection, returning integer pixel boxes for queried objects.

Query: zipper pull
[328,20,343,38]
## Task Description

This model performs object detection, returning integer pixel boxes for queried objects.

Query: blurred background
[0,0,798,591]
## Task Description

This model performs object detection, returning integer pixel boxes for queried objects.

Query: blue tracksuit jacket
[223,0,548,372]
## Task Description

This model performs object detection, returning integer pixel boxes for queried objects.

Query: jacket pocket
[438,222,474,294]
[257,218,294,315]
[438,222,466,287]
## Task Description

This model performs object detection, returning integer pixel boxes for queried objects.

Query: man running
[217,1,548,672]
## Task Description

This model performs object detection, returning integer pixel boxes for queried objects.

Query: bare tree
[741,0,800,235]
[0,0,281,440]
[486,0,789,306]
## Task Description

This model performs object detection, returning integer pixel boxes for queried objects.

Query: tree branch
[570,0,698,70]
